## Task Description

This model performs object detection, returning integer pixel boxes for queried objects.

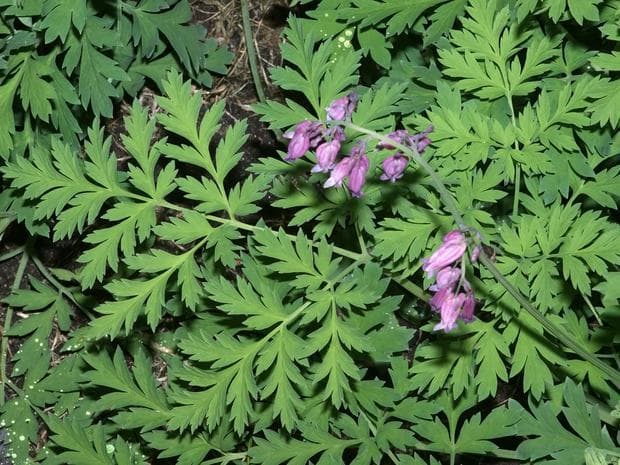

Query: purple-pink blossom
[324,156,355,189]
[327,93,358,121]
[429,286,452,311]
[422,231,467,278]
[410,126,433,153]
[460,291,476,322]
[471,245,481,263]
[323,143,369,197]
[380,154,408,182]
[424,229,477,332]
[433,292,464,332]
[377,126,433,154]
[377,130,410,150]
[348,154,369,197]
[284,121,323,161]
[312,140,341,173]
[430,267,461,291]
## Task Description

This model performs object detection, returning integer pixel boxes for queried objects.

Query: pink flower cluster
[422,231,477,332]
[284,94,433,197]
[378,127,433,182]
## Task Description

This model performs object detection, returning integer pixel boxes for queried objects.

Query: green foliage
[0,0,232,243]
[2,0,620,464]
[3,72,270,339]
[516,379,620,464]
[0,0,231,157]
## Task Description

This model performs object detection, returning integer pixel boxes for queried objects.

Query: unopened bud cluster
[284,94,433,197]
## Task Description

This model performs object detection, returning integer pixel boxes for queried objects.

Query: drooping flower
[284,121,323,161]
[410,126,433,153]
[311,139,341,173]
[422,231,467,278]
[460,290,476,322]
[377,126,433,154]
[377,130,409,150]
[323,142,369,196]
[331,125,346,142]
[380,153,409,182]
[429,286,452,311]
[323,156,355,189]
[326,93,358,121]
[348,153,370,197]
[470,245,481,263]
[433,292,464,332]
[423,229,477,332]
[430,266,461,292]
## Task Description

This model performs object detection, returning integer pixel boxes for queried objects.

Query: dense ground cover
[0,0,619,464]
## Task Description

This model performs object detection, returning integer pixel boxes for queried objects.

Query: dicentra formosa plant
[283,94,479,332]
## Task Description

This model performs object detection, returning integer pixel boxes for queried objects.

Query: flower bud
[422,230,467,277]
[326,93,358,121]
[347,154,369,197]
[311,140,340,173]
[380,154,408,182]
[324,156,355,188]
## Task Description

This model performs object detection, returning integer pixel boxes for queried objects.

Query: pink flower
[348,154,369,197]
[460,291,476,322]
[380,154,409,182]
[411,126,433,153]
[471,245,481,263]
[326,93,358,121]
[324,156,355,188]
[376,126,433,153]
[312,140,341,173]
[422,231,467,277]
[323,142,369,197]
[433,292,464,332]
[284,121,323,161]
[430,267,461,292]
[429,286,452,311]
[377,130,409,150]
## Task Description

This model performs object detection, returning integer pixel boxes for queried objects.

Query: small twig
[240,0,266,102]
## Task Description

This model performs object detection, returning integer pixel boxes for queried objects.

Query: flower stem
[505,91,521,217]
[479,252,620,385]
[160,200,364,261]
[513,165,521,216]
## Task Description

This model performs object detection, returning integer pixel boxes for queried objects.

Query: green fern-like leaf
[81,347,170,431]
